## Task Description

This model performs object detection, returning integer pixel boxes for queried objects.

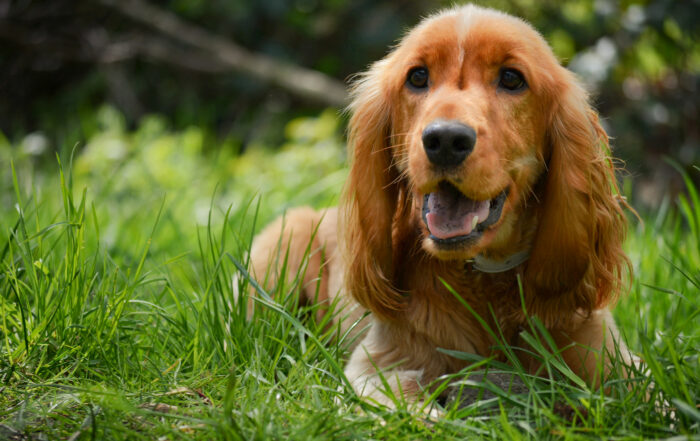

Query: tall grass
[0,117,698,439]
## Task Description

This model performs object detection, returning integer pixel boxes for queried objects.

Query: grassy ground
[1,110,698,440]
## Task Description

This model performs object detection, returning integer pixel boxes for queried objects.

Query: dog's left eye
[498,68,527,91]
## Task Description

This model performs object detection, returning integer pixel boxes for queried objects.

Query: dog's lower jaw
[417,190,537,262]
[420,218,510,261]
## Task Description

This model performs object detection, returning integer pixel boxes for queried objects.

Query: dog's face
[344,5,628,320]
[383,9,560,260]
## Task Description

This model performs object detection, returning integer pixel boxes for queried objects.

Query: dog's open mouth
[422,182,508,244]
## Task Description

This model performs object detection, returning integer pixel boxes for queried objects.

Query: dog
[249,4,633,407]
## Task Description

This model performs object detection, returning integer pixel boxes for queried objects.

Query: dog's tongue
[425,184,490,239]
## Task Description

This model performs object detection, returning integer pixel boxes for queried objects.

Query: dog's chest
[404,269,523,357]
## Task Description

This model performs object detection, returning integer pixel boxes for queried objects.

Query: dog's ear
[341,60,406,320]
[525,71,630,320]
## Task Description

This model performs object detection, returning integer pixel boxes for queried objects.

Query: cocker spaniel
[249,4,633,407]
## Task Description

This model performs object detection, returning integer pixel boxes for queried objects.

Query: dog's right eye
[407,67,429,90]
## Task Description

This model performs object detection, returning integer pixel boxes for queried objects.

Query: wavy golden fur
[250,4,633,406]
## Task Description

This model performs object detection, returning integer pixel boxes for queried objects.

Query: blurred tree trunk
[98,0,348,107]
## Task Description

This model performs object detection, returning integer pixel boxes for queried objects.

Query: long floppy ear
[525,71,631,321]
[340,60,405,321]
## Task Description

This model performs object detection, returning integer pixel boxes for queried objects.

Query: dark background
[1,0,698,207]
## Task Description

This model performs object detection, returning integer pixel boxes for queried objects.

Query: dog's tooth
[471,216,479,230]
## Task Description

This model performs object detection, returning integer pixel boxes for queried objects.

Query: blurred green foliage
[1,107,345,263]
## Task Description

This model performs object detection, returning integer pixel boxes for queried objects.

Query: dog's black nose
[422,120,476,167]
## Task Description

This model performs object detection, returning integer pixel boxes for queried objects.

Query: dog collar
[471,250,530,273]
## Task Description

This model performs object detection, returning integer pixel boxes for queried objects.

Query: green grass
[1,112,698,440]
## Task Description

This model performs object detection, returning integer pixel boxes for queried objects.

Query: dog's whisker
[378,144,405,153]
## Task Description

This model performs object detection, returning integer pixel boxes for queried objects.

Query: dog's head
[342,5,629,321]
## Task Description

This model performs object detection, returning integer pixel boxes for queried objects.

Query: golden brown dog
[250,4,633,407]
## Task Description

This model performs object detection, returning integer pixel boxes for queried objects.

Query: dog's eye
[407,67,429,90]
[498,68,526,91]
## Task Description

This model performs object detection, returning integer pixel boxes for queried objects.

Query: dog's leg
[549,309,634,388]
[344,320,442,414]
[248,207,331,320]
